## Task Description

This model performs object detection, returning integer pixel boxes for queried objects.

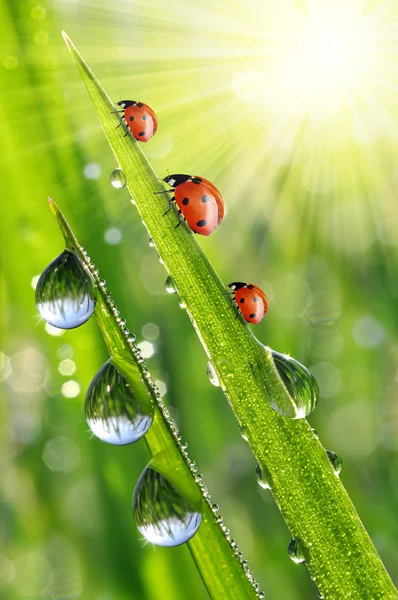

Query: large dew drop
[35,249,96,329]
[256,464,271,490]
[110,168,126,189]
[133,459,202,547]
[270,350,319,419]
[85,359,154,445]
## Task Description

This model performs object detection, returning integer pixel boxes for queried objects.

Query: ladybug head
[228,282,247,291]
[117,100,143,109]
[163,174,191,187]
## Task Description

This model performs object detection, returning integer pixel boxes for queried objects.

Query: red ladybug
[228,282,268,324]
[162,174,224,236]
[115,100,157,142]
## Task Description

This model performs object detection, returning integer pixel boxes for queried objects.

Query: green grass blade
[63,32,398,600]
[48,198,260,600]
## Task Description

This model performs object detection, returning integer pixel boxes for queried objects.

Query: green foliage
[63,31,398,600]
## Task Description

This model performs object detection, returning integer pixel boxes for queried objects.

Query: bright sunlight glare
[233,4,378,120]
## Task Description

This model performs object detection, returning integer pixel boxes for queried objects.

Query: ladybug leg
[110,110,125,113]
[163,196,176,216]
[154,190,171,195]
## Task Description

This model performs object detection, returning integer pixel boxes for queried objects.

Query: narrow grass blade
[49,198,260,600]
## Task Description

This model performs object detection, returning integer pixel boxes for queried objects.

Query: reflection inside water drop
[165,275,177,294]
[133,460,202,547]
[85,359,154,445]
[206,361,220,387]
[110,168,126,189]
[35,249,96,329]
[270,349,319,419]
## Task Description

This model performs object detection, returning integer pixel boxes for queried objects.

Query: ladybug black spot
[196,219,207,227]
[253,296,259,302]
[240,298,245,304]
[137,102,144,107]
[192,177,202,184]
[249,313,256,319]
[142,114,148,120]
[139,131,146,136]
[247,284,254,290]
[201,194,210,203]
[129,116,134,121]
[182,197,190,205]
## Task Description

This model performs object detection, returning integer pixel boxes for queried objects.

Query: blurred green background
[1,0,398,598]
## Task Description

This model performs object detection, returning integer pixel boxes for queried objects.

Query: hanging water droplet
[240,426,249,441]
[148,238,156,248]
[206,361,220,387]
[258,592,265,599]
[270,350,319,419]
[256,464,271,490]
[165,275,177,294]
[288,538,305,564]
[85,358,154,445]
[133,457,202,547]
[35,249,96,329]
[327,450,343,475]
[110,168,126,189]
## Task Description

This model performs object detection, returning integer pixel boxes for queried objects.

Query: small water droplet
[270,350,319,418]
[327,450,343,475]
[148,238,156,248]
[85,358,154,445]
[110,168,126,189]
[35,249,96,329]
[165,276,177,294]
[212,503,219,513]
[288,538,305,564]
[206,361,220,387]
[240,426,248,441]
[256,464,271,490]
[133,458,202,547]
[258,592,265,599]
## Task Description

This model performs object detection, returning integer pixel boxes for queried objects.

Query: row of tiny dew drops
[35,230,267,598]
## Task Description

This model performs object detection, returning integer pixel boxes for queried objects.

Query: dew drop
[255,464,271,490]
[327,450,343,475]
[240,426,249,441]
[270,350,319,419]
[110,168,126,189]
[288,538,305,564]
[148,238,156,248]
[165,275,177,294]
[133,458,202,547]
[35,249,96,329]
[85,358,154,445]
[206,361,220,387]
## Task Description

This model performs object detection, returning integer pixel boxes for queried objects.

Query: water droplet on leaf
[35,250,96,329]
[206,361,220,387]
[133,457,202,547]
[270,350,319,418]
[327,450,343,475]
[85,358,154,445]
[110,168,126,189]
[256,464,271,490]
[165,275,177,294]
[288,538,305,564]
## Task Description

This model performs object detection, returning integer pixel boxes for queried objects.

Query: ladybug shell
[234,284,268,324]
[174,177,225,236]
[124,103,158,142]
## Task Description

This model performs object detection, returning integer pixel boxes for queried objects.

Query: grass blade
[48,198,260,600]
[63,32,398,600]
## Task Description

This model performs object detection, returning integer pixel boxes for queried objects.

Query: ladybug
[115,100,158,142]
[161,174,225,236]
[227,282,268,324]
